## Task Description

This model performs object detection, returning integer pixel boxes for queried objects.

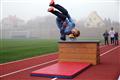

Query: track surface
[0,44,120,80]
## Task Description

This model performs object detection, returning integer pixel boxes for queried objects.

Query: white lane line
[0,59,58,78]
[51,45,120,80]
[100,46,120,56]
[0,53,57,65]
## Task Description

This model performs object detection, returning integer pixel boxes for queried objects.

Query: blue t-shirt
[56,17,75,35]
[64,18,75,34]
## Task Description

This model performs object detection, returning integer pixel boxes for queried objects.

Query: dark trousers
[110,37,114,44]
[115,37,119,45]
[104,37,109,45]
[50,4,70,21]
[49,4,72,40]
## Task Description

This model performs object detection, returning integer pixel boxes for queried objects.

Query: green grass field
[0,39,58,63]
[0,38,103,64]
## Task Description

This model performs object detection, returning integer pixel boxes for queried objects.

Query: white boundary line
[100,46,120,56]
[51,45,120,80]
[0,59,58,78]
[0,53,57,65]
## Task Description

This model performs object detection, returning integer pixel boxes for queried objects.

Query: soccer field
[0,39,58,63]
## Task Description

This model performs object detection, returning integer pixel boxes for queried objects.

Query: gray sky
[1,0,120,22]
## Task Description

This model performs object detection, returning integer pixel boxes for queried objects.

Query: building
[84,11,105,28]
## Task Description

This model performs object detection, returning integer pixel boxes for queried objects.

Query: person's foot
[48,7,54,12]
[49,0,55,6]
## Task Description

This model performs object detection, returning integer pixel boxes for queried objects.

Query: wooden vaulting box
[58,40,100,65]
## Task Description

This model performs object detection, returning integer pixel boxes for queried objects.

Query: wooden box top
[58,40,100,43]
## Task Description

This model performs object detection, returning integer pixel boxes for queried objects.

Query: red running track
[0,45,120,80]
[0,53,58,76]
[57,45,120,80]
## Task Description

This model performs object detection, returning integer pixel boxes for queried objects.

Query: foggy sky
[1,0,120,22]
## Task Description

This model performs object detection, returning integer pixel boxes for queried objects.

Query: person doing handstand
[48,0,80,40]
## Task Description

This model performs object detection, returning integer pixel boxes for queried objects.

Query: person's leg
[53,4,76,28]
[53,4,68,15]
[117,39,119,45]
[49,0,69,17]
[48,9,66,21]
[106,38,109,45]
[48,7,67,29]
[52,4,70,19]
[105,39,106,45]
[113,37,115,44]
[115,39,116,45]
[53,4,76,29]
[111,37,112,44]
[112,38,114,44]
[107,39,109,45]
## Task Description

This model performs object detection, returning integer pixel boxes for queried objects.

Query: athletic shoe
[48,7,54,12]
[49,0,55,6]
